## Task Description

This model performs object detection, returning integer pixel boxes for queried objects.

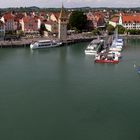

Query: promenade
[0,37,45,48]
[0,33,103,48]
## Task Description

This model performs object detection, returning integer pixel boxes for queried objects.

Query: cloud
[65,0,140,7]
[0,0,139,8]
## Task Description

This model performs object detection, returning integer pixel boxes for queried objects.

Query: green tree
[92,28,101,35]
[39,23,47,36]
[127,29,140,35]
[68,11,87,32]
[106,24,115,35]
[116,25,125,34]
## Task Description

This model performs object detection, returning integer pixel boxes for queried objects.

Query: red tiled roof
[23,16,30,23]
[52,12,60,20]
[122,15,140,23]
[23,16,39,23]
[111,17,119,22]
[40,11,46,17]
[15,13,24,19]
[87,12,105,22]
[3,13,15,20]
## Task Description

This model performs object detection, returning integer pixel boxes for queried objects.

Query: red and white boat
[94,52,119,64]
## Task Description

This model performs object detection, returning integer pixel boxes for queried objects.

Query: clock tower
[58,4,68,41]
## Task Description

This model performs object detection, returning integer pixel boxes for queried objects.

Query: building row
[0,5,68,41]
[109,13,140,30]
[1,9,140,39]
[0,10,108,39]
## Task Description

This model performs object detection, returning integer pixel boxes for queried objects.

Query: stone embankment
[1,34,139,48]
[0,37,43,48]
[0,34,104,48]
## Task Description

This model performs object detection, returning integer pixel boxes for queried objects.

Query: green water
[0,39,140,140]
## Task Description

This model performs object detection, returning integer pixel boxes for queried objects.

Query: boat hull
[95,59,119,64]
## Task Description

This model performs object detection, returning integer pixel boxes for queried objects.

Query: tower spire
[59,2,67,19]
[58,3,68,41]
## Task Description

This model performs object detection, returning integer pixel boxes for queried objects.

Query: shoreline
[0,34,140,48]
[0,36,97,48]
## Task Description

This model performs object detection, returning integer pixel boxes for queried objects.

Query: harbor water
[0,38,140,140]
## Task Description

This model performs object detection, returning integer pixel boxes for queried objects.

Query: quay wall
[2,34,139,48]
[120,35,140,39]
[0,37,97,48]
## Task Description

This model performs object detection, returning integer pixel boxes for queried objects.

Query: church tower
[58,4,68,41]
[118,13,122,25]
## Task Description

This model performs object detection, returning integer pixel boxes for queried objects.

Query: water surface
[0,39,140,140]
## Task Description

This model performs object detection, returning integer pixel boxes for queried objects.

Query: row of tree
[106,24,140,35]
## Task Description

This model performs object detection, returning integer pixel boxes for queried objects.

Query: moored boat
[109,38,123,52]
[109,27,124,52]
[116,38,124,46]
[85,39,104,55]
[94,51,119,64]
[30,40,62,49]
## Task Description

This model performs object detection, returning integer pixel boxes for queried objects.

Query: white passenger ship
[30,40,62,49]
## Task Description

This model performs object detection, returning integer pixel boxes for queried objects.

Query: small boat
[116,38,124,46]
[85,43,99,55]
[134,64,140,74]
[95,51,119,64]
[109,39,123,52]
[30,40,62,49]
[109,27,124,52]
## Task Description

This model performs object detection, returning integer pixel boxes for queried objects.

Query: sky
[0,0,140,8]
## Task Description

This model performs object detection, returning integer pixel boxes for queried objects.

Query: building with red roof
[44,20,58,33]
[2,12,42,34]
[109,13,140,30]
[3,12,17,32]
[47,12,60,22]
[86,12,106,30]
[20,16,41,33]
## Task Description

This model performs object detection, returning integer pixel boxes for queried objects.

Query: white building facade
[109,13,140,30]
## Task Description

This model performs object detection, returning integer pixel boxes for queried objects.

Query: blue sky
[0,0,140,8]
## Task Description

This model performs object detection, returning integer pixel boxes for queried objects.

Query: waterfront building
[14,13,25,32]
[3,12,17,32]
[22,16,41,33]
[86,12,106,30]
[1,12,42,35]
[43,12,60,34]
[39,11,47,18]
[49,13,60,22]
[58,4,68,40]
[109,13,140,30]
[44,20,58,34]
